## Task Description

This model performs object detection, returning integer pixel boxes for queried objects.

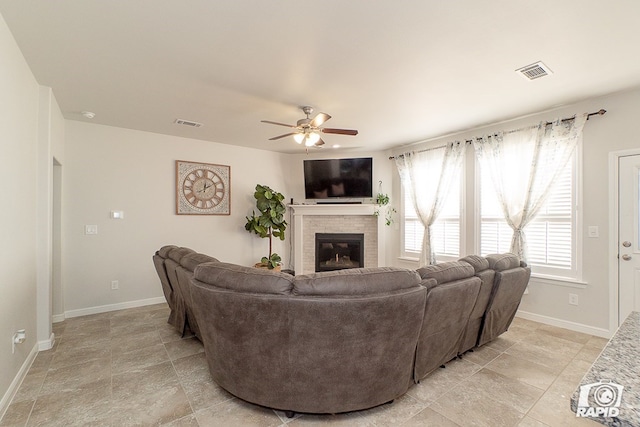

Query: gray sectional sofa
[152,246,530,415]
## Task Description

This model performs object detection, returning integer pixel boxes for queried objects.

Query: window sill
[529,273,587,288]
[397,255,463,265]
[397,256,419,263]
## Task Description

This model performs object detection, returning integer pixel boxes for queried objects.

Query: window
[479,154,576,277]
[403,170,461,259]
[401,149,579,280]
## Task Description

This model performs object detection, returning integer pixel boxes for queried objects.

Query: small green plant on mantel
[244,184,287,269]
[374,192,397,226]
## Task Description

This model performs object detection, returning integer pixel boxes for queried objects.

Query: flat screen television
[303,157,373,199]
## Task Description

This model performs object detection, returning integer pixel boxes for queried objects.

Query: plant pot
[254,263,282,272]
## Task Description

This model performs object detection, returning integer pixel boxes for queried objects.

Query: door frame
[608,148,640,333]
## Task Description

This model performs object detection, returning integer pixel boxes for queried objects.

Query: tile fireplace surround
[290,204,386,275]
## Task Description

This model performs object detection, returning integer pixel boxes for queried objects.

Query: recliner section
[152,245,178,327]
[175,252,219,340]
[414,261,481,381]
[161,246,195,336]
[478,253,531,346]
[457,255,496,354]
[190,263,426,414]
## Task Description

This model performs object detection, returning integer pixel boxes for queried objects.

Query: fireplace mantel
[289,204,376,216]
[290,204,385,274]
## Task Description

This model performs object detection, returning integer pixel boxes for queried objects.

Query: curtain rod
[388,109,606,160]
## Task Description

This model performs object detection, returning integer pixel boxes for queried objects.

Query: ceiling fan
[261,106,358,148]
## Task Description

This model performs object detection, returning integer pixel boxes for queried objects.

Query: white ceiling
[2,1,640,153]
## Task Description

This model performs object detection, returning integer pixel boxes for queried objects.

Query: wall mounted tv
[303,157,373,199]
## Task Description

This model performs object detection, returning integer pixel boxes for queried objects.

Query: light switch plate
[588,226,599,238]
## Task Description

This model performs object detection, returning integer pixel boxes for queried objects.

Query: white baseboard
[52,313,65,323]
[516,310,612,338]
[38,333,55,351]
[63,296,166,319]
[0,343,38,421]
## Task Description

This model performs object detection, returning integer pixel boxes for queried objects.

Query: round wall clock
[176,161,230,215]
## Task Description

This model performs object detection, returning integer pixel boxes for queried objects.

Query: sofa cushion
[486,253,520,271]
[417,261,474,284]
[194,261,294,295]
[158,245,178,258]
[180,253,218,271]
[168,247,195,263]
[419,277,438,292]
[293,267,421,296]
[459,255,489,273]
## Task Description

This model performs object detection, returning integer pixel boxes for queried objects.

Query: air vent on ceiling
[174,119,203,128]
[516,61,553,80]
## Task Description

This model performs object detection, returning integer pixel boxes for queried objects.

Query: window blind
[480,158,574,271]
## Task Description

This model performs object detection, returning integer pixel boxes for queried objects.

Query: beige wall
[390,86,640,336]
[62,121,292,314]
[0,13,40,412]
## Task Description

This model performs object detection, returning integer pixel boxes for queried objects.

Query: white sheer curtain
[395,142,465,266]
[473,114,587,261]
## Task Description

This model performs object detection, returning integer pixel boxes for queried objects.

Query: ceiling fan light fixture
[293,133,304,144]
[308,132,320,144]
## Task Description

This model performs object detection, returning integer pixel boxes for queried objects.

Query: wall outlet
[111,280,119,290]
[85,225,98,235]
[569,293,579,306]
[12,329,26,354]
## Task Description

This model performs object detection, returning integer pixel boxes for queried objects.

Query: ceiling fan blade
[321,128,358,136]
[269,132,298,141]
[310,113,331,127]
[261,120,296,128]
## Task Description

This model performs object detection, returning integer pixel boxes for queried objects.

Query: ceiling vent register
[516,61,553,80]
[174,119,203,127]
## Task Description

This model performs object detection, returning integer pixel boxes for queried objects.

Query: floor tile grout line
[521,339,590,426]
[109,331,114,426]
[164,332,198,424]
[21,398,35,427]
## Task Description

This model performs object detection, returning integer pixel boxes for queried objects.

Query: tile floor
[0,303,607,426]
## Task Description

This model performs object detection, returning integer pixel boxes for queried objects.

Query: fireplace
[290,204,382,275]
[315,233,364,272]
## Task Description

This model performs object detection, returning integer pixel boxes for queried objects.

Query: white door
[618,155,640,324]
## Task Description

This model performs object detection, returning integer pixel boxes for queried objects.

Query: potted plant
[374,183,397,226]
[244,184,287,270]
